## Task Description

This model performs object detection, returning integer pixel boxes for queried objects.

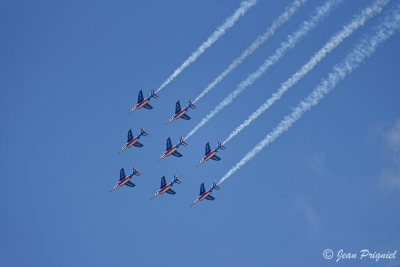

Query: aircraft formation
[110,0,400,207]
[112,89,224,207]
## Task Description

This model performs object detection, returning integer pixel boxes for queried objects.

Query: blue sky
[1,0,399,266]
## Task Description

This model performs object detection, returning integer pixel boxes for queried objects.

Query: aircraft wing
[125,181,136,187]
[211,155,221,161]
[166,189,176,195]
[181,114,191,120]
[205,142,211,155]
[143,103,153,109]
[175,101,181,114]
[205,195,215,201]
[133,141,143,147]
[200,183,205,195]
[160,176,166,188]
[138,90,144,103]
[166,138,172,150]
[172,151,182,157]
[120,168,125,181]
[127,129,133,142]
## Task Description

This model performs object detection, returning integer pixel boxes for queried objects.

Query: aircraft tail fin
[213,181,221,190]
[188,99,196,109]
[180,137,188,146]
[218,141,226,150]
[140,128,148,137]
[151,89,159,99]
[174,175,182,184]
[132,167,141,176]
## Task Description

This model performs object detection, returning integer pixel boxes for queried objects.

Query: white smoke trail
[223,0,390,144]
[156,0,258,93]
[219,4,400,184]
[185,0,342,140]
[193,0,308,104]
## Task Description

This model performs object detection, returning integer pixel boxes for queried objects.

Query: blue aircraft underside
[133,142,143,147]
[172,151,182,157]
[166,189,176,195]
[160,176,166,188]
[175,101,181,113]
[205,143,211,155]
[166,138,172,150]
[125,181,135,187]
[200,183,205,195]
[205,195,215,201]
[143,103,152,109]
[181,114,191,120]
[211,155,221,161]
[128,130,133,142]
[138,90,144,102]
[120,168,126,181]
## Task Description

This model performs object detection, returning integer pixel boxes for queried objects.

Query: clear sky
[1,0,399,266]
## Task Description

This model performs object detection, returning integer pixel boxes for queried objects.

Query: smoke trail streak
[185,0,342,140]
[193,0,308,104]
[156,0,258,93]
[223,0,390,144]
[219,4,400,184]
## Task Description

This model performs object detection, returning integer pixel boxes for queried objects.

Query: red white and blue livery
[129,89,159,114]
[196,141,226,167]
[110,167,141,192]
[191,181,220,207]
[166,99,196,125]
[151,175,182,200]
[119,128,148,154]
[157,136,188,162]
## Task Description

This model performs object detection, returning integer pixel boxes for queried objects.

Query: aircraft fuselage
[192,190,212,206]
[136,98,150,109]
[158,146,179,161]
[112,176,131,191]
[152,184,172,199]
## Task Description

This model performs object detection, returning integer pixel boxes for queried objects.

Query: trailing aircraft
[151,175,182,200]
[166,100,196,125]
[119,128,148,154]
[191,181,220,207]
[196,141,226,167]
[110,167,141,192]
[157,137,188,162]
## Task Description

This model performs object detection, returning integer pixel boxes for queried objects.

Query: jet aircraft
[157,137,188,162]
[151,175,182,200]
[196,141,226,167]
[110,167,141,192]
[119,128,148,154]
[129,89,159,114]
[191,181,220,206]
[166,100,196,125]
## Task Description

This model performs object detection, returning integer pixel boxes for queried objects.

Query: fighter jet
[191,181,220,207]
[110,167,141,192]
[157,137,188,162]
[151,175,182,200]
[196,141,226,167]
[119,128,148,154]
[166,100,196,125]
[129,89,159,114]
